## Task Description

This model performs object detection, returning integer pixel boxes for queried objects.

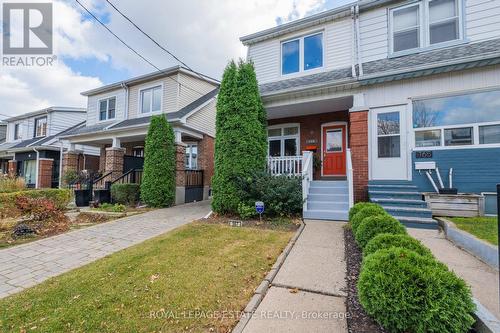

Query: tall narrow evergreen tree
[212,60,267,214]
[141,115,176,207]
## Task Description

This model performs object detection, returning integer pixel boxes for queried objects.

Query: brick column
[349,110,369,202]
[61,151,79,185]
[38,158,53,188]
[7,160,17,177]
[175,143,186,205]
[99,147,107,171]
[197,135,215,199]
[105,147,125,180]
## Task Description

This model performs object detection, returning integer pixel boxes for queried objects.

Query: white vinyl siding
[177,72,217,110]
[248,17,353,84]
[359,6,389,63]
[86,88,126,126]
[186,99,217,137]
[49,112,86,136]
[466,0,500,42]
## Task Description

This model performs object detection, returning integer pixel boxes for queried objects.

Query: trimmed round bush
[363,233,433,258]
[351,205,387,234]
[358,248,476,333]
[355,215,406,249]
[348,202,382,221]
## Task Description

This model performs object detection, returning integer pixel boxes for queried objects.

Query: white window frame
[267,123,301,157]
[377,112,402,158]
[185,143,198,170]
[389,0,465,57]
[280,31,324,77]
[13,123,21,141]
[34,116,47,138]
[97,96,117,122]
[139,84,163,115]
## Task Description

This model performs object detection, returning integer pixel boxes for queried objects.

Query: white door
[371,106,408,180]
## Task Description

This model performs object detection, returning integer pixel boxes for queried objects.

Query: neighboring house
[0,107,100,188]
[62,65,219,205]
[0,121,6,144]
[241,0,500,223]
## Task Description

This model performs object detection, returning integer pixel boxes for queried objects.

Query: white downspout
[350,6,357,78]
[33,147,39,189]
[121,83,129,120]
[354,4,364,76]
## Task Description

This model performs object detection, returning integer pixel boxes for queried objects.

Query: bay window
[268,125,299,157]
[281,32,323,75]
[413,89,500,148]
[390,0,462,54]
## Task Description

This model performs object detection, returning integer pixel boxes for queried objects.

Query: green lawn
[451,217,498,246]
[0,222,293,332]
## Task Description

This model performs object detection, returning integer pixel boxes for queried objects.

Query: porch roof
[259,39,500,97]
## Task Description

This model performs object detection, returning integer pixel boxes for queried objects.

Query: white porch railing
[267,155,303,176]
[301,151,313,212]
[346,148,354,209]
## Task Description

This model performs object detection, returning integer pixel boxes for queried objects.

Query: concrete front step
[308,201,349,211]
[382,205,433,218]
[309,187,348,195]
[369,190,423,200]
[310,180,348,188]
[308,193,349,202]
[371,197,429,208]
[368,184,418,190]
[396,216,439,230]
[303,210,348,221]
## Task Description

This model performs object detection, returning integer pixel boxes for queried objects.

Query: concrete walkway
[0,200,211,299]
[243,221,348,333]
[409,228,500,318]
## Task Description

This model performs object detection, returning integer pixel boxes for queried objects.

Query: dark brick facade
[38,158,53,188]
[349,110,369,202]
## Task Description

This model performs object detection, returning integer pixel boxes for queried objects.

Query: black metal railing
[92,171,113,190]
[110,169,143,186]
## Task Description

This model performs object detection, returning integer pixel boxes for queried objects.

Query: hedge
[358,248,476,332]
[211,60,267,214]
[140,115,176,208]
[363,233,433,258]
[111,184,140,206]
[0,189,71,210]
[351,205,387,234]
[355,214,407,249]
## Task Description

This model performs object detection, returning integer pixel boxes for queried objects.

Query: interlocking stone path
[0,200,211,299]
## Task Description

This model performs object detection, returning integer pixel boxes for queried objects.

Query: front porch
[63,126,214,205]
[264,94,370,220]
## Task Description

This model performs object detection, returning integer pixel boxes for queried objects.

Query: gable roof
[4,107,85,122]
[81,66,220,96]
[63,88,219,137]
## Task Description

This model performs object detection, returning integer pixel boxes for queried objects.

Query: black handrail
[93,171,113,185]
[110,169,144,186]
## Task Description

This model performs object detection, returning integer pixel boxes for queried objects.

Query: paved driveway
[0,200,211,299]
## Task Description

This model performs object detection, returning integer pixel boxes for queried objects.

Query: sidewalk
[0,200,211,299]
[409,228,500,318]
[242,221,348,333]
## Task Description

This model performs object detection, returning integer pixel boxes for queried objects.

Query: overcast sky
[0,0,354,118]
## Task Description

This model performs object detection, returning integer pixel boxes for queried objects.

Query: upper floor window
[281,32,323,75]
[141,86,162,114]
[99,97,116,121]
[34,117,47,137]
[14,123,21,140]
[390,0,462,55]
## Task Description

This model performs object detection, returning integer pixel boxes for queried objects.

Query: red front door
[322,124,346,176]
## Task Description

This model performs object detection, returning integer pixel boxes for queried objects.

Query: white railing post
[267,155,303,177]
[346,148,354,209]
[302,151,313,212]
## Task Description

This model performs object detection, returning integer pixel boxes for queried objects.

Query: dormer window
[390,0,463,55]
[34,117,47,137]
[281,32,323,75]
[140,86,162,114]
[99,97,116,121]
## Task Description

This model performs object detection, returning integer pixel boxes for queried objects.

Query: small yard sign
[255,201,264,222]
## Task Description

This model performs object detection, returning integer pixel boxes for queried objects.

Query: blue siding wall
[411,148,500,194]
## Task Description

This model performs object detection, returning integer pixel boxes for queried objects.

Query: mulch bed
[344,226,387,333]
